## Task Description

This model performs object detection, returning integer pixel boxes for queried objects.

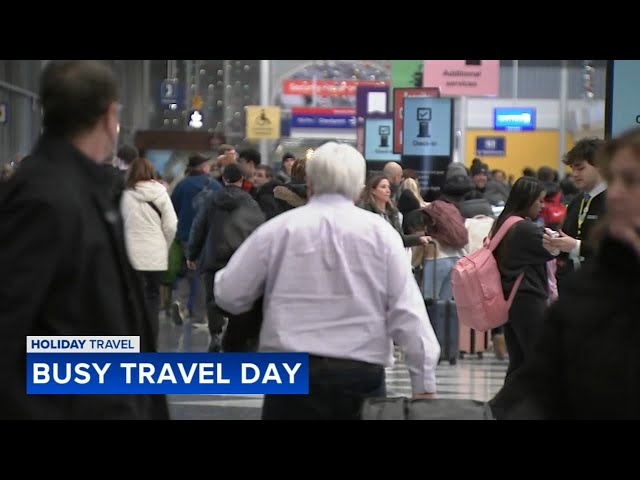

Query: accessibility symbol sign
[246,106,281,139]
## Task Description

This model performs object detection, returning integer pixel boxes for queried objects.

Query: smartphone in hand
[545,228,560,238]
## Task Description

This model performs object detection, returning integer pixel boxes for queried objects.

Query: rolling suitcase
[459,326,487,359]
[423,244,459,366]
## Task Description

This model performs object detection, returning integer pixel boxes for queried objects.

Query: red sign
[283,79,387,97]
[423,60,500,97]
[393,87,440,153]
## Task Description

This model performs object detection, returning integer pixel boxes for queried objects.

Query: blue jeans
[261,356,386,420]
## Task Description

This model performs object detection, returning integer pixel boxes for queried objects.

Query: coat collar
[598,234,640,277]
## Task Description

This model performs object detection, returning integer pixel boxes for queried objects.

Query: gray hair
[307,142,365,201]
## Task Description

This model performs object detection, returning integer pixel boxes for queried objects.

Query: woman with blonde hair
[403,177,428,207]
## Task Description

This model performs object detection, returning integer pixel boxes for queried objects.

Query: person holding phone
[548,138,607,294]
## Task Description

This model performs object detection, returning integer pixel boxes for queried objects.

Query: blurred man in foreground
[0,60,168,420]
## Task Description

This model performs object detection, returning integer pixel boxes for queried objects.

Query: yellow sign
[191,95,203,110]
[246,106,281,139]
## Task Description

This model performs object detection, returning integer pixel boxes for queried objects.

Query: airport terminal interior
[3,59,639,420]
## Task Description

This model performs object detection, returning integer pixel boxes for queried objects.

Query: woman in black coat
[490,126,640,419]
[359,174,428,248]
[490,176,557,379]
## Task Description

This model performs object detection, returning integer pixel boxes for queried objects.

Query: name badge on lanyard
[577,195,594,237]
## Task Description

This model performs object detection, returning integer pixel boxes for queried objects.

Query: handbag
[361,397,494,420]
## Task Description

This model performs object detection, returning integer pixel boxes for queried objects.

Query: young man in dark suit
[546,138,607,294]
[0,60,169,420]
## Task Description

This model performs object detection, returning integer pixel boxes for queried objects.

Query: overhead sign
[364,117,401,162]
[606,60,640,138]
[246,106,281,139]
[356,85,389,119]
[476,136,506,156]
[291,107,356,129]
[0,103,6,123]
[282,80,386,97]
[160,79,178,106]
[401,97,453,157]
[393,87,440,153]
[423,60,500,97]
[494,107,536,131]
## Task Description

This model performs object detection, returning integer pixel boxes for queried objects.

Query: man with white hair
[214,142,440,420]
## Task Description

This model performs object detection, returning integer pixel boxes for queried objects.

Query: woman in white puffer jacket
[121,157,177,343]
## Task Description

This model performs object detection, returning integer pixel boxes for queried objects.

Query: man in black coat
[0,60,169,420]
[187,164,265,352]
[252,164,283,220]
[546,138,607,294]
[489,234,640,419]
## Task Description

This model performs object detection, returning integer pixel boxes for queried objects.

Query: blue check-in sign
[402,97,453,156]
[494,107,536,131]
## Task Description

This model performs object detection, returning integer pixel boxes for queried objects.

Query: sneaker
[171,301,184,326]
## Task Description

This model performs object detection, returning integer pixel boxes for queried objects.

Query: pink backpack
[451,216,525,332]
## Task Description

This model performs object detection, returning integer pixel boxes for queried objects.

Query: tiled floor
[158,312,508,420]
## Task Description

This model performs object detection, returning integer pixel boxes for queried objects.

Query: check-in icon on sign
[417,108,432,121]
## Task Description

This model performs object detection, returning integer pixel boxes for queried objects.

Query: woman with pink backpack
[484,177,559,379]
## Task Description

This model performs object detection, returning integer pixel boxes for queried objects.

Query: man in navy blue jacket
[170,154,221,325]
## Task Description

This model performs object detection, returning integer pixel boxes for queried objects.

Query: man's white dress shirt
[214,193,441,394]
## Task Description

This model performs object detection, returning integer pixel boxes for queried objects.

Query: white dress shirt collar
[587,181,607,199]
[308,193,355,207]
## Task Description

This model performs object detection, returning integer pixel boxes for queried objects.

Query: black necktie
[581,193,591,215]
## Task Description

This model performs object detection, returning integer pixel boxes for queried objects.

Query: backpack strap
[506,272,525,309]
[147,201,162,219]
[488,215,525,308]
[487,216,524,252]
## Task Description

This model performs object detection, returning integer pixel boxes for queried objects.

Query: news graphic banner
[27,336,141,353]
[26,336,309,395]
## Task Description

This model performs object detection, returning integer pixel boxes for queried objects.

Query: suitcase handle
[430,240,438,302]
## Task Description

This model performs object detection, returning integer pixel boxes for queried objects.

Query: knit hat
[470,163,488,176]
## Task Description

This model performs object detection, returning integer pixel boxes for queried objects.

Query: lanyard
[577,195,594,237]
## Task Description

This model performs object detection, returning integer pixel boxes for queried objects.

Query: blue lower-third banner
[27,352,309,395]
